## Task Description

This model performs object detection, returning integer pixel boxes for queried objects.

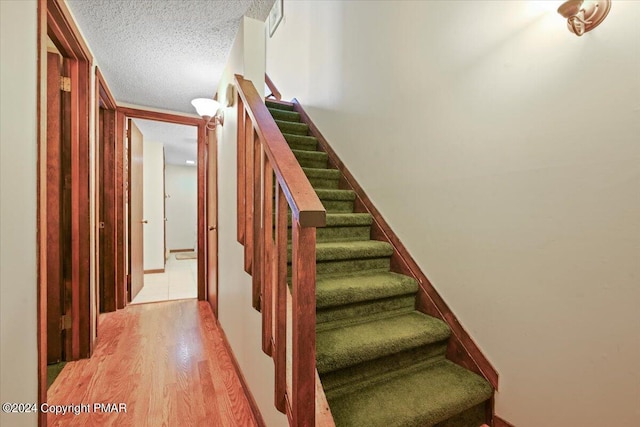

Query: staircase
[267,99,493,427]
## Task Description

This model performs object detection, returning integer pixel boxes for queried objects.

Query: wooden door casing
[128,119,144,300]
[41,4,96,424]
[98,107,117,313]
[207,129,219,317]
[60,57,74,361]
[46,51,63,364]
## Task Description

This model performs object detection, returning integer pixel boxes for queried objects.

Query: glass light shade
[191,98,220,118]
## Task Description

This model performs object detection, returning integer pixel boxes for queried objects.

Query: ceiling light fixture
[557,0,611,36]
[191,98,224,130]
[185,160,195,165]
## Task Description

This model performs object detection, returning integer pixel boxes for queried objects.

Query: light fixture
[191,97,224,130]
[557,0,611,36]
[185,160,195,165]
[225,84,236,107]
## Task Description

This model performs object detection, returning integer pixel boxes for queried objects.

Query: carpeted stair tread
[316,189,356,212]
[324,213,372,227]
[291,149,328,168]
[303,167,340,189]
[316,296,416,328]
[320,341,448,400]
[282,133,318,151]
[277,212,372,227]
[288,240,394,263]
[315,240,394,262]
[275,119,308,136]
[302,167,340,180]
[316,272,418,308]
[317,311,450,374]
[265,99,295,111]
[281,212,372,242]
[327,359,493,427]
[315,188,356,201]
[268,107,301,122]
[313,257,390,277]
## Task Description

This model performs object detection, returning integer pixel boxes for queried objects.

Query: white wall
[165,164,197,251]
[143,139,166,271]
[216,16,287,427]
[266,2,640,426]
[0,1,38,426]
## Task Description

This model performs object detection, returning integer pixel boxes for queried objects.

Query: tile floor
[131,253,197,304]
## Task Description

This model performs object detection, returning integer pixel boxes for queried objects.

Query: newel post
[291,220,316,427]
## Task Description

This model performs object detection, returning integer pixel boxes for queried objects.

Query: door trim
[38,0,94,425]
[117,106,207,302]
[95,67,118,315]
[128,119,144,300]
[206,128,219,317]
[46,51,63,364]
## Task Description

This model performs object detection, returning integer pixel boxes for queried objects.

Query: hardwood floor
[47,300,259,426]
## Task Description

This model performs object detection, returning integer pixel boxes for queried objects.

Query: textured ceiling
[66,0,273,164]
[67,0,274,114]
[133,119,198,167]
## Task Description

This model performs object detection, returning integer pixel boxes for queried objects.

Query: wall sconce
[557,0,611,36]
[225,84,236,107]
[191,98,224,130]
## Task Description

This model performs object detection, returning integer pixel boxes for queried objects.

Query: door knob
[141,220,148,224]
[208,226,216,231]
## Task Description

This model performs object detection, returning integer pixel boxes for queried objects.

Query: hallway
[47,300,259,426]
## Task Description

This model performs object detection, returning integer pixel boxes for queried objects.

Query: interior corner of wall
[242,15,262,27]
[242,14,266,97]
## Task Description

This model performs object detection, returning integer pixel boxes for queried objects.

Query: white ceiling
[67,0,273,113]
[66,0,274,164]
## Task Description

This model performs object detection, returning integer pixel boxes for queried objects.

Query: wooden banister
[235,74,327,427]
[236,75,325,228]
[265,73,282,101]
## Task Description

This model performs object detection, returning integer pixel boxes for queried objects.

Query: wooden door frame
[127,118,145,299]
[45,50,64,365]
[46,0,92,359]
[117,106,207,302]
[207,128,219,317]
[38,0,93,425]
[95,67,120,315]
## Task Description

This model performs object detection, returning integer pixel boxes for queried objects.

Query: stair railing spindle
[252,134,263,310]
[274,180,288,412]
[236,96,245,244]
[261,156,275,356]
[243,114,254,275]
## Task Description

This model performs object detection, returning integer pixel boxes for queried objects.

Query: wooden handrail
[235,75,325,228]
[235,74,327,426]
[265,73,282,100]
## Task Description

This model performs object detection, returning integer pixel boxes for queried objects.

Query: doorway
[45,43,71,386]
[116,106,209,309]
[96,67,122,317]
[127,118,200,304]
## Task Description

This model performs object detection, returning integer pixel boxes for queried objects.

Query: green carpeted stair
[267,99,492,427]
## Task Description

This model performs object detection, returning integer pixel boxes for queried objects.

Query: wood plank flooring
[47,300,259,426]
